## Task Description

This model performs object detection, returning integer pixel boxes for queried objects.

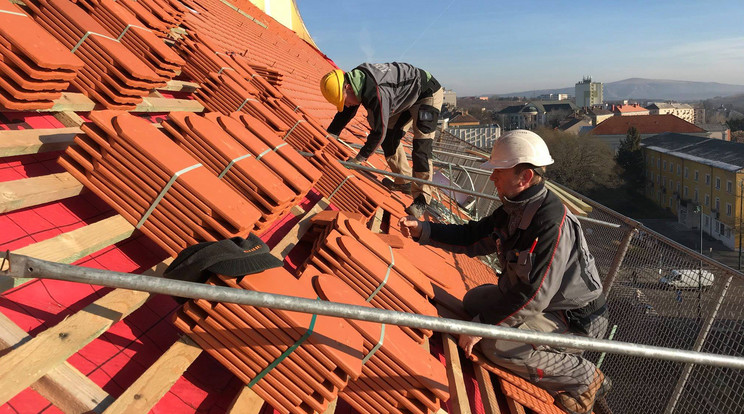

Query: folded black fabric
[164,234,283,284]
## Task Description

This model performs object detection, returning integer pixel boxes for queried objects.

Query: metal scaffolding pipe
[5,254,744,370]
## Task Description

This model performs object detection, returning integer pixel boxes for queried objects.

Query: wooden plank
[322,398,338,414]
[0,288,152,405]
[269,197,330,259]
[50,93,96,112]
[442,333,472,414]
[160,80,200,93]
[369,208,384,233]
[0,312,111,414]
[545,181,586,216]
[0,172,84,213]
[474,364,502,414]
[227,385,265,414]
[505,397,526,414]
[102,336,202,414]
[134,96,204,113]
[546,181,592,214]
[0,127,80,156]
[8,93,207,113]
[0,215,135,291]
[54,111,86,127]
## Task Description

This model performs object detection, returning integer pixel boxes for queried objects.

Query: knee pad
[416,104,440,134]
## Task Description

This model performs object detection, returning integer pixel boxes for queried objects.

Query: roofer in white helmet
[400,130,611,414]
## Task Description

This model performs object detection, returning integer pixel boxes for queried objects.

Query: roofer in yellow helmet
[319,62,443,219]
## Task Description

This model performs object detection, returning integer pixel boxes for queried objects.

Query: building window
[705,174,710,185]
[715,177,720,189]
[670,162,674,172]
[715,197,720,211]
[727,181,733,193]
[677,165,681,175]
[705,194,710,206]
[694,189,698,202]
[669,198,673,208]
[657,159,661,168]
[684,167,689,178]
[694,170,699,181]
[677,182,681,194]
[684,186,688,197]
[664,160,667,171]
[727,203,733,216]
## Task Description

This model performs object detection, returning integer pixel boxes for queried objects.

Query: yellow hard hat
[320,69,345,112]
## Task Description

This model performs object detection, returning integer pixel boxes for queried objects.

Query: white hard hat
[481,130,554,169]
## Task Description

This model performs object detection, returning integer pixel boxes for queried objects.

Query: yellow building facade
[643,134,743,251]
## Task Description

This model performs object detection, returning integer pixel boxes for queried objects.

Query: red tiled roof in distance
[592,114,705,135]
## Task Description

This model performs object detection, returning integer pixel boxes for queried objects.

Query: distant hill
[499,78,744,102]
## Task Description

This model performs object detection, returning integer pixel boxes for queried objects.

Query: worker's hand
[399,216,422,239]
[458,334,482,359]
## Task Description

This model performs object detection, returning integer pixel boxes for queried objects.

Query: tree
[536,128,617,193]
[615,127,645,188]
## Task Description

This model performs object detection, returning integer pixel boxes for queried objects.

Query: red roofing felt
[0,0,571,413]
[592,114,705,135]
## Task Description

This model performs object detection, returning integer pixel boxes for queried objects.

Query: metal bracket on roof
[71,32,119,54]
[117,24,151,41]
[0,9,28,17]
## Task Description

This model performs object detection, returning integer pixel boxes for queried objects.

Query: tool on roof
[3,251,744,370]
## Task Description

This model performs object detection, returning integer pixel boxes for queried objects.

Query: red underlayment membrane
[0,0,576,412]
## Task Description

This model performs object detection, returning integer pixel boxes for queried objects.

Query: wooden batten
[474,364,503,414]
[1,215,135,291]
[0,288,152,405]
[442,333,472,414]
[0,312,111,414]
[102,336,202,414]
[0,173,84,214]
[0,128,80,156]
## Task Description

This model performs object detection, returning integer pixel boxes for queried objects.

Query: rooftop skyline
[299,0,744,96]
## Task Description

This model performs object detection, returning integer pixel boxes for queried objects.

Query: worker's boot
[555,369,612,414]
[381,178,412,195]
[405,195,428,219]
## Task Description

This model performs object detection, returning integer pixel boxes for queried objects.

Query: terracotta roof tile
[592,114,705,135]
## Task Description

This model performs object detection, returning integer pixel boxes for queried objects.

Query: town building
[612,104,650,116]
[575,76,603,107]
[642,133,744,250]
[442,88,457,107]
[586,107,614,126]
[646,102,695,123]
[496,100,578,130]
[591,114,708,150]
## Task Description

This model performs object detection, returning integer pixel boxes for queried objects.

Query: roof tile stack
[298,212,437,344]
[314,273,449,414]
[159,111,315,233]
[0,0,84,109]
[173,267,365,414]
[59,110,261,256]
[308,152,389,220]
[177,32,336,156]
[75,0,185,82]
[113,0,185,37]
[25,0,164,109]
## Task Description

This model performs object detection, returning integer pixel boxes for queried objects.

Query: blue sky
[298,1,744,96]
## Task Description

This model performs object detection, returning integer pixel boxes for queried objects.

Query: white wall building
[445,125,501,149]
[575,76,603,108]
